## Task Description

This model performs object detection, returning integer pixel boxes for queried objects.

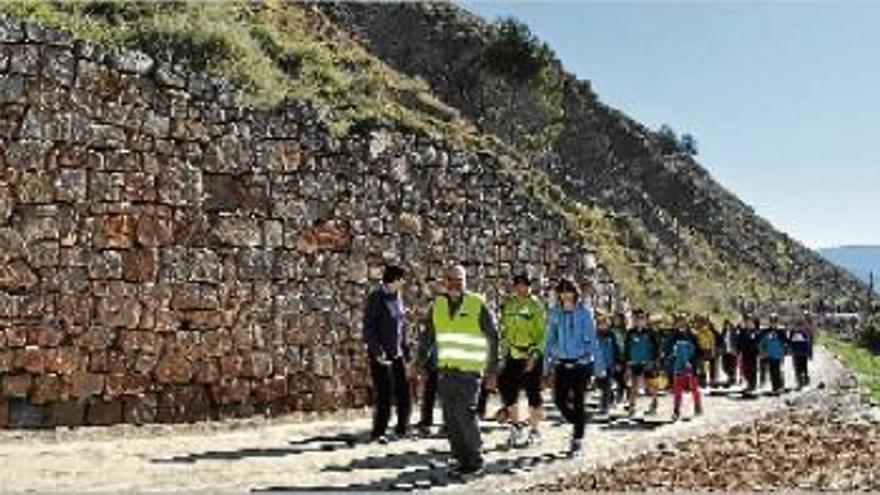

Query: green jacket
[500,295,546,360]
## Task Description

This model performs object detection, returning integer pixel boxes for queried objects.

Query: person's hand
[483,373,498,392]
[524,358,537,373]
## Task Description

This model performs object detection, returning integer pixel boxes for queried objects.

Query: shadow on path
[256,449,571,492]
[152,432,364,464]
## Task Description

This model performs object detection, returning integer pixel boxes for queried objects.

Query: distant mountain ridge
[821,246,880,289]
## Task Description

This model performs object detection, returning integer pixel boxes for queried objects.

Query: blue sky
[464,1,880,249]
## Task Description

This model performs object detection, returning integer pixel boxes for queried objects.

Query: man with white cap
[421,264,499,478]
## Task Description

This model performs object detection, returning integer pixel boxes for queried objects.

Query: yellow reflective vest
[432,293,487,373]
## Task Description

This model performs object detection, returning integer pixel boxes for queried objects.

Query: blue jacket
[760,328,787,361]
[666,331,699,374]
[596,331,620,376]
[625,328,659,364]
[544,303,606,376]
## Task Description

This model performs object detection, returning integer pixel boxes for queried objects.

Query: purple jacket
[362,284,408,360]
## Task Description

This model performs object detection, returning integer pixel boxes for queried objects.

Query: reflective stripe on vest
[433,293,486,373]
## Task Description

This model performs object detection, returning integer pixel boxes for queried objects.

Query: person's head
[382,265,406,293]
[596,312,610,331]
[723,319,733,331]
[445,264,467,298]
[614,312,627,329]
[555,278,580,308]
[675,313,689,331]
[633,309,648,329]
[751,317,761,330]
[512,273,530,298]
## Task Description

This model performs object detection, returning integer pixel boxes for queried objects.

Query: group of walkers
[362,264,816,478]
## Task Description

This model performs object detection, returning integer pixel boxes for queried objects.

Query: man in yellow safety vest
[421,264,499,478]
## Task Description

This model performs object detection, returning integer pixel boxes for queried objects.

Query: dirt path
[0,348,848,492]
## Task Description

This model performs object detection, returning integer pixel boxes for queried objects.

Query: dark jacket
[737,327,762,357]
[362,284,408,361]
[788,327,813,358]
[719,326,739,355]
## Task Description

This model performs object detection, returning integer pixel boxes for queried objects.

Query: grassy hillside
[0,0,853,322]
[0,0,469,138]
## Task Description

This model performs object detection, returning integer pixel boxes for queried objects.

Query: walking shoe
[416,423,432,437]
[507,424,523,447]
[526,428,542,446]
[569,438,584,458]
[449,465,484,481]
[370,434,389,445]
[646,402,658,416]
[671,411,680,422]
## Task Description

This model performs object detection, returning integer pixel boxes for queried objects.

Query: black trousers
[613,368,627,401]
[794,355,810,387]
[419,367,439,426]
[741,353,758,391]
[369,356,411,437]
[597,375,614,410]
[766,358,784,392]
[721,353,738,385]
[553,362,591,439]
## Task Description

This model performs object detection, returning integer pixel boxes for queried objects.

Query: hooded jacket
[544,302,606,376]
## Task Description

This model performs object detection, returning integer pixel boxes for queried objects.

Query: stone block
[96,295,142,329]
[89,250,123,279]
[123,394,157,425]
[32,374,63,404]
[136,213,174,247]
[122,248,157,282]
[8,399,46,428]
[50,400,87,427]
[2,373,32,398]
[86,399,123,426]
[68,371,105,398]
[154,351,193,384]
[215,217,262,247]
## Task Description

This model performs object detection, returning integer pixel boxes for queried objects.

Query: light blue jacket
[544,303,606,377]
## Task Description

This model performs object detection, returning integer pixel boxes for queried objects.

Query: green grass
[0,0,471,139]
[819,330,880,401]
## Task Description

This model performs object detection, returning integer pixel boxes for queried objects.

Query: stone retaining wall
[0,18,614,427]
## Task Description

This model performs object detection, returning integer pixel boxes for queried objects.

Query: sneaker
[569,438,584,458]
[526,429,542,446]
[507,425,523,447]
[449,465,484,480]
[371,434,389,445]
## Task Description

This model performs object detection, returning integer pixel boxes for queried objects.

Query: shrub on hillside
[860,314,880,354]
